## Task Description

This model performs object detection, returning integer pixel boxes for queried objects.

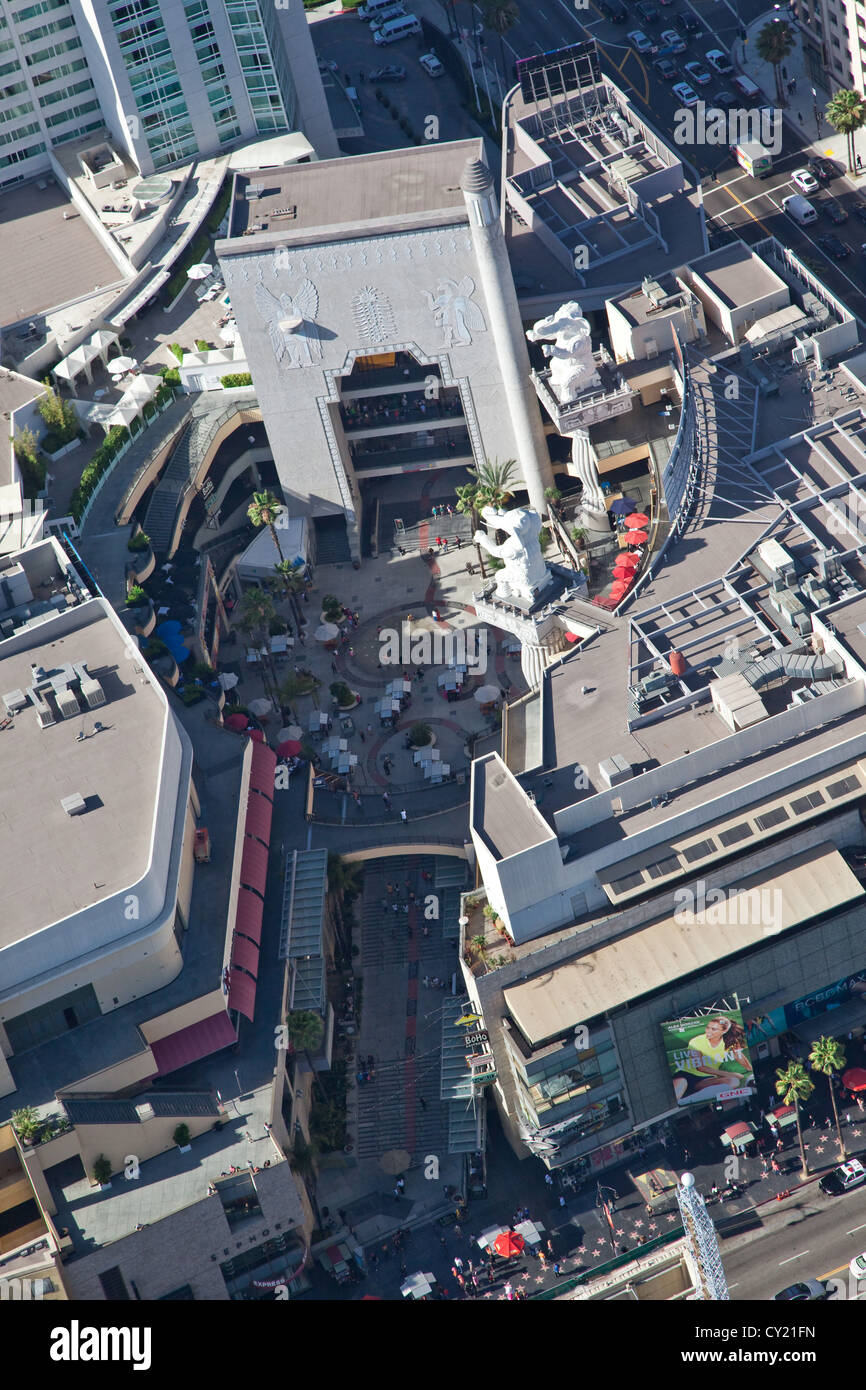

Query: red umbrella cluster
[625,530,648,546]
[494,1231,525,1258]
[277,738,302,757]
[624,512,649,528]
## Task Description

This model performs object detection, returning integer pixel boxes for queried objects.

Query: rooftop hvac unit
[35,700,54,728]
[245,183,264,200]
[81,678,106,709]
[60,792,86,816]
[56,687,81,719]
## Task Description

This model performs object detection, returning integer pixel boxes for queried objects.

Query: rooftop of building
[0,603,165,946]
[610,274,694,328]
[688,241,787,311]
[473,753,555,861]
[224,139,484,242]
[503,843,863,1043]
[0,173,123,331]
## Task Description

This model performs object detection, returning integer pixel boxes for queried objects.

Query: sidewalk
[734,9,866,180]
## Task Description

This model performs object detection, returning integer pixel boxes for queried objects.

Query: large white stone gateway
[216,141,553,561]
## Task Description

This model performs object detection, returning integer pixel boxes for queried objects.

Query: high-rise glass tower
[0,0,337,190]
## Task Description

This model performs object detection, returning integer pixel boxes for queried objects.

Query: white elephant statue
[527,301,601,403]
[473,504,551,604]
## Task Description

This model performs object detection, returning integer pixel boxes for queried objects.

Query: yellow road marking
[818,1261,848,1280]
[715,180,774,236]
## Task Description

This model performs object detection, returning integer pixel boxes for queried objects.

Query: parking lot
[311,10,485,155]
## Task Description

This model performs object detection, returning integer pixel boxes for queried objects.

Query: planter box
[42,437,81,461]
[177,1143,191,1154]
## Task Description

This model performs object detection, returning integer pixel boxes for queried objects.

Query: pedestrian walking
[419,1096,427,1110]
[383,793,392,811]
[558,1194,566,1208]
[393,1185,401,1200]
[538,1250,547,1269]
[544,1173,553,1188]
[847,1112,853,1125]
[553,1261,562,1277]
[771,1157,780,1174]
[331,659,338,674]
[400,808,408,822]
[453,1256,463,1272]
[454,1223,462,1239]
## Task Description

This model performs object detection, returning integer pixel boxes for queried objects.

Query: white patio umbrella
[218,672,239,691]
[219,323,237,345]
[111,355,137,373]
[277,725,304,743]
[248,697,272,717]
[315,622,339,643]
[187,263,212,281]
[474,684,500,704]
[53,357,79,384]
[104,400,140,428]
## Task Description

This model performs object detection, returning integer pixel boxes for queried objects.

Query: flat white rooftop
[0,608,164,946]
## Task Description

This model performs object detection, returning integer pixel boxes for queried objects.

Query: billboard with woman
[661,1009,756,1107]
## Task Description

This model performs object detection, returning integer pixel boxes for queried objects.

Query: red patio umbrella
[609,585,629,602]
[624,512,649,528]
[564,632,580,643]
[843,1068,866,1092]
[618,553,640,569]
[277,738,302,757]
[612,565,633,580]
[625,530,648,546]
[494,1231,525,1258]
[248,729,264,743]
[225,712,249,732]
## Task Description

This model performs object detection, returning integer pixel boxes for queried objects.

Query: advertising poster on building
[745,969,866,1047]
[661,1009,756,1107]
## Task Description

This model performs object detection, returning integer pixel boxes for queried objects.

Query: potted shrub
[408,721,433,749]
[321,594,343,624]
[126,583,147,607]
[173,1123,191,1153]
[11,1106,41,1146]
[127,530,151,553]
[93,1155,112,1187]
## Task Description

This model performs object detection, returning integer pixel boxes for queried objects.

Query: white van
[373,12,421,43]
[731,73,761,101]
[782,193,818,225]
[368,2,405,27]
[359,0,401,18]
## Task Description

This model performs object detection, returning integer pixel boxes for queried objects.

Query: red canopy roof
[724,1122,753,1140]
[231,932,260,979]
[228,970,257,1023]
[249,741,276,800]
[240,837,268,894]
[843,1068,866,1092]
[150,1011,237,1076]
[235,887,264,944]
[245,789,273,845]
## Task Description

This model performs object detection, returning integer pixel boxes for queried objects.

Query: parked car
[658,28,686,52]
[792,167,820,194]
[683,60,711,86]
[772,1280,828,1301]
[419,52,444,76]
[819,1158,866,1194]
[816,233,850,260]
[808,155,840,182]
[635,1,659,23]
[627,29,654,52]
[674,11,703,34]
[653,56,679,80]
[705,48,733,74]
[819,196,848,224]
[850,1252,866,1281]
[369,65,407,81]
[851,202,866,225]
[672,81,699,107]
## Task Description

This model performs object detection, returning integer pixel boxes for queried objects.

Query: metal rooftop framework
[280,848,328,1014]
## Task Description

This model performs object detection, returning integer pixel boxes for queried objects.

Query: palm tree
[247,489,286,562]
[274,559,306,632]
[826,88,866,173]
[480,0,519,98]
[755,20,795,106]
[472,456,523,510]
[286,1009,325,1101]
[237,585,279,707]
[775,1061,815,1179]
[809,1035,847,1160]
[455,478,487,577]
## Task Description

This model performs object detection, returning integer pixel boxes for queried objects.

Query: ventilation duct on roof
[742,649,844,689]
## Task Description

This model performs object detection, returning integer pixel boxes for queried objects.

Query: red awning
[843,1068,866,1092]
[724,1122,753,1140]
[245,789,273,845]
[150,1011,237,1076]
[235,887,264,944]
[228,970,257,1023]
[240,836,269,894]
[231,932,260,978]
[249,741,276,800]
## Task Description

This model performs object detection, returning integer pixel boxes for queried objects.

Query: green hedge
[70,424,131,523]
[206,177,232,234]
[220,372,252,388]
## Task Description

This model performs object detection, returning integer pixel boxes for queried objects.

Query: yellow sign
[455,1012,481,1026]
